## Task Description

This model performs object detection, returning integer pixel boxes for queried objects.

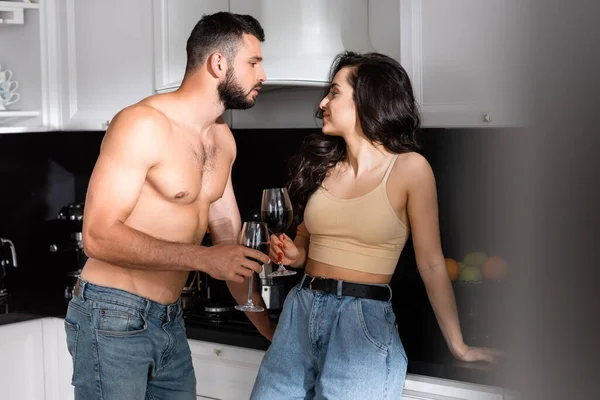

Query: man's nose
[258,65,266,82]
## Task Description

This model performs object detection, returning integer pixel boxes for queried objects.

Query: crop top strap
[382,154,400,182]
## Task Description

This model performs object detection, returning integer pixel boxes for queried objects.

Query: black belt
[301,275,392,302]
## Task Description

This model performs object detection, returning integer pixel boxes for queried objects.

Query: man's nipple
[174,191,189,199]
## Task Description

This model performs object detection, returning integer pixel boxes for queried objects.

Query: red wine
[245,242,270,264]
[261,209,293,234]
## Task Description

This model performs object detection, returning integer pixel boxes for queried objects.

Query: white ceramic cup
[0,91,20,110]
[0,69,13,84]
[0,81,18,92]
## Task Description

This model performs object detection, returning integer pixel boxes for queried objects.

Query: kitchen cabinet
[188,339,506,400]
[400,0,529,128]
[0,318,73,400]
[153,0,229,93]
[0,318,507,399]
[55,0,154,130]
[189,339,265,400]
[0,319,46,400]
[0,0,58,133]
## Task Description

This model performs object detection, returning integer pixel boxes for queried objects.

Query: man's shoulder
[112,102,171,132]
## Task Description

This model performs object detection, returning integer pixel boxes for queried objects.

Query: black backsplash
[0,127,521,364]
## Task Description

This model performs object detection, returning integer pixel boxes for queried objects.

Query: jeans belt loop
[299,273,308,290]
[144,299,152,318]
[386,284,393,302]
[77,278,86,301]
[308,276,317,291]
[336,280,343,299]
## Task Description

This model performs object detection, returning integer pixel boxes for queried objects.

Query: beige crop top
[302,154,410,275]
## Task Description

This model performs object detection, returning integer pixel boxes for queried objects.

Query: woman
[250,51,500,400]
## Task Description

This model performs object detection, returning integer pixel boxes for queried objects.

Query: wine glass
[235,221,270,312]
[261,188,297,277]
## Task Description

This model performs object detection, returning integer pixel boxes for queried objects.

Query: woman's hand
[453,343,504,363]
[269,233,302,267]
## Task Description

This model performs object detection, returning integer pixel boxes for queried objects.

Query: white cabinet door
[189,339,265,400]
[40,318,74,400]
[0,319,46,400]
[57,0,154,130]
[401,0,529,128]
[153,0,230,93]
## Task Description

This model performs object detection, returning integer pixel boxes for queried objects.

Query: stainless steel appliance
[48,203,86,300]
[259,261,285,310]
[0,237,17,297]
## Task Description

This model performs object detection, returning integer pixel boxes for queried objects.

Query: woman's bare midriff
[305,258,392,285]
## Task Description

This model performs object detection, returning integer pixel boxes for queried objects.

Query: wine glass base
[268,269,297,277]
[235,303,264,312]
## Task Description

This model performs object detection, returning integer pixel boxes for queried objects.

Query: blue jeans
[250,274,408,399]
[64,278,196,400]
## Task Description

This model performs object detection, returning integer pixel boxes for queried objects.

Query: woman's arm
[405,154,499,363]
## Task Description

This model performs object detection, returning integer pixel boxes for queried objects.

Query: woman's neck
[343,135,391,178]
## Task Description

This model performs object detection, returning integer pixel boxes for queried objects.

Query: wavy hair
[288,51,422,224]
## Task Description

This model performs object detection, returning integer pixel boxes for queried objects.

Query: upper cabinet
[0,0,528,132]
[400,0,529,128]
[56,0,154,130]
[153,0,229,93]
[0,0,56,133]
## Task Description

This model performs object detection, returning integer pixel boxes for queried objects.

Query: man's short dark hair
[185,12,265,76]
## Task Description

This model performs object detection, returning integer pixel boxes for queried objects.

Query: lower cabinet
[0,318,507,400]
[189,339,265,400]
[0,319,46,400]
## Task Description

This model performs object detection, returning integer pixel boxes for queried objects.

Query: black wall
[0,126,523,364]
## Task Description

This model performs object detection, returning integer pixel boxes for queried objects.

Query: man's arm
[208,158,275,340]
[82,106,264,282]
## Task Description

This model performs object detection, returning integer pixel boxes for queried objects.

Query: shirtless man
[63,12,272,400]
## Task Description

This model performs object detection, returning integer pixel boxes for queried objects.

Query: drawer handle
[214,349,222,356]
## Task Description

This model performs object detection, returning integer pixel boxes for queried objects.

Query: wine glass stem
[247,273,254,304]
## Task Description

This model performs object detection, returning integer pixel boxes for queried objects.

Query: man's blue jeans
[64,278,196,400]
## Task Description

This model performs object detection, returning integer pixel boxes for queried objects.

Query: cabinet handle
[483,113,491,123]
[213,349,222,356]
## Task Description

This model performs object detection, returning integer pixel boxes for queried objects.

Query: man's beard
[218,68,261,110]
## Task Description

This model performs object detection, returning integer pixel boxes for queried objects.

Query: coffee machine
[0,238,17,298]
[48,203,86,300]
[259,261,286,310]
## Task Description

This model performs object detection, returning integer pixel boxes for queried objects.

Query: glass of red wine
[235,221,270,312]
[261,188,296,277]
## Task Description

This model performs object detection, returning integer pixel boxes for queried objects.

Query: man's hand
[201,244,270,283]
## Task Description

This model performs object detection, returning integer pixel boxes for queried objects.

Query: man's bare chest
[147,142,230,205]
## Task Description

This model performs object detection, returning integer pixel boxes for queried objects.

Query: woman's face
[319,67,360,137]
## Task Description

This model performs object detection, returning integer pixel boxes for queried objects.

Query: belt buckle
[308,276,317,291]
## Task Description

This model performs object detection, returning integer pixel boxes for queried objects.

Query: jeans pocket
[92,302,148,337]
[64,319,80,374]
[356,298,393,354]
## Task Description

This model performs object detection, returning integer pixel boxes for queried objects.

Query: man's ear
[207,52,227,79]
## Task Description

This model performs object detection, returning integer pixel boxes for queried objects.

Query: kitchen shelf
[0,110,40,118]
[0,1,40,10]
[0,125,49,134]
[0,110,42,132]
